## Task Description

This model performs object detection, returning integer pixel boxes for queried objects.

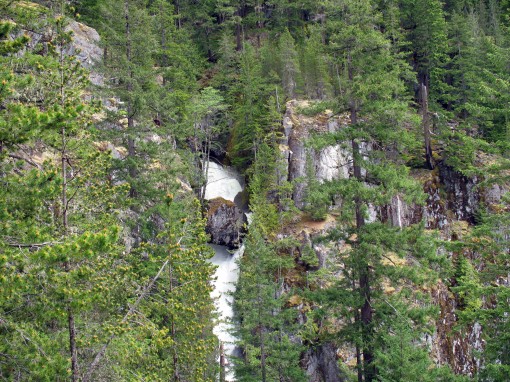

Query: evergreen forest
[0,0,509,381]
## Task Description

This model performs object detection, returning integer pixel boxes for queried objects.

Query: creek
[204,161,246,381]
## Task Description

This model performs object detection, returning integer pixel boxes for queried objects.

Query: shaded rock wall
[302,343,347,382]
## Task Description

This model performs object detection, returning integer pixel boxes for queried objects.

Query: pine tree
[190,86,227,202]
[229,43,272,169]
[0,6,37,155]
[300,27,330,100]
[448,188,510,381]
[149,0,204,140]
[99,196,217,381]
[401,0,450,106]
[234,167,306,381]
[0,3,127,379]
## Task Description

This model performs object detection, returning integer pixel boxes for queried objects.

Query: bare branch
[7,154,42,170]
[4,240,62,248]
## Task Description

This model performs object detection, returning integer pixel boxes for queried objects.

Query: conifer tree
[230,43,272,169]
[312,0,439,380]
[300,27,330,100]
[459,19,510,141]
[234,156,306,381]
[401,0,450,106]
[0,3,126,379]
[149,0,203,138]
[0,7,37,155]
[99,0,156,199]
[278,29,300,99]
[98,196,217,381]
[448,184,510,381]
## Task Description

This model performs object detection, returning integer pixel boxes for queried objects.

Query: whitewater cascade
[205,161,246,381]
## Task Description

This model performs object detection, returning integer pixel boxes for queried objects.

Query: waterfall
[204,161,243,202]
[204,161,245,381]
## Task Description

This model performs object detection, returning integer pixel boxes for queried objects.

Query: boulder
[66,20,102,70]
[206,197,246,249]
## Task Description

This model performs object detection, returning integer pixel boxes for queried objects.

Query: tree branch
[4,240,62,248]
[8,154,42,170]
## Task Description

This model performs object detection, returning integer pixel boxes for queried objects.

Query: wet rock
[206,197,246,249]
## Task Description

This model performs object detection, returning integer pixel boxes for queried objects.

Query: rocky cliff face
[281,100,351,209]
[279,100,504,379]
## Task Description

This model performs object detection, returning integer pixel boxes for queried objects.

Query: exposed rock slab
[206,197,246,249]
[66,20,102,71]
[281,100,351,209]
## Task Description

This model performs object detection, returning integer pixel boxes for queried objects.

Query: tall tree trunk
[236,21,242,51]
[219,342,226,382]
[421,83,434,170]
[58,11,79,378]
[169,262,180,381]
[349,51,374,382]
[62,139,78,381]
[173,0,181,29]
[160,2,168,86]
[353,279,363,382]
[258,288,267,382]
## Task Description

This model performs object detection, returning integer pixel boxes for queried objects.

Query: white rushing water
[204,161,244,202]
[204,161,245,381]
[209,244,243,380]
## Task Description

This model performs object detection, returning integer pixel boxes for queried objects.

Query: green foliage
[0,4,129,379]
[300,27,332,100]
[279,29,300,99]
[447,206,510,381]
[110,197,217,381]
[229,43,275,169]
[0,11,40,153]
[401,0,451,104]
[304,153,330,221]
[234,221,306,382]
